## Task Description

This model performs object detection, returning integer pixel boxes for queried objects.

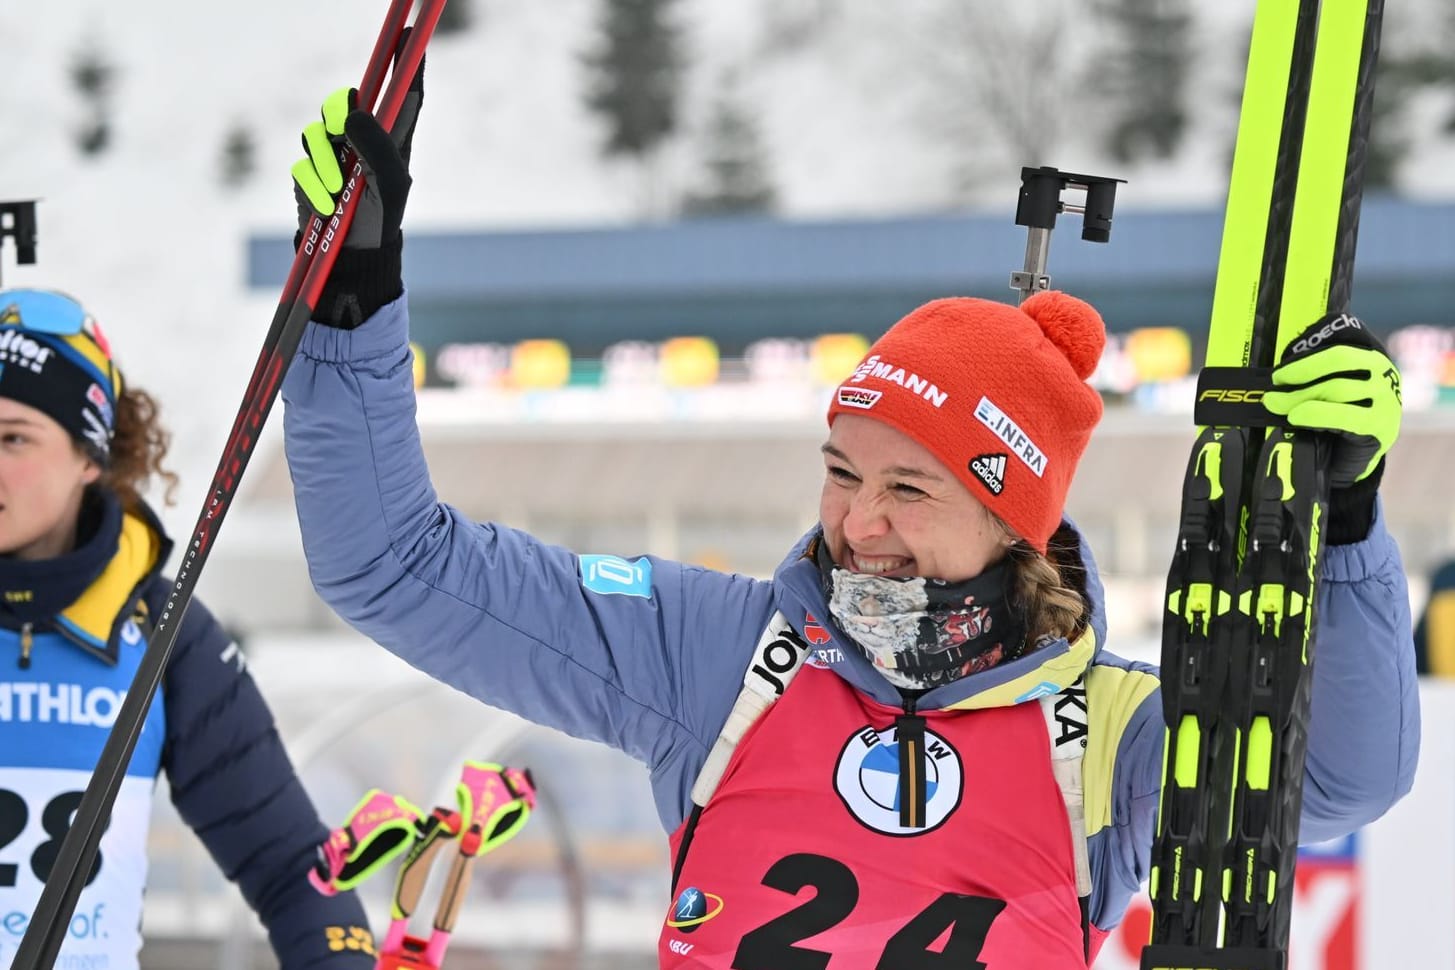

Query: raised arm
[282,299,778,825]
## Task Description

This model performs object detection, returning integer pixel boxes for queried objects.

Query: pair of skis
[10,2,450,967]
[1144,0,1384,967]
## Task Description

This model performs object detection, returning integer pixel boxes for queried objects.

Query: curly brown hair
[98,386,180,513]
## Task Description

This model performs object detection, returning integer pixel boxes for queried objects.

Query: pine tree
[681,74,777,218]
[582,0,684,160]
[1360,1,1455,190]
[1364,64,1413,191]
[1427,1,1455,132]
[220,125,257,188]
[1092,0,1193,163]
[1413,4,1455,133]
[70,41,116,158]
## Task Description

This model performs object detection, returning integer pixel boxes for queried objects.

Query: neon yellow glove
[1262,312,1401,489]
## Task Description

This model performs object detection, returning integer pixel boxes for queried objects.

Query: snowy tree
[899,0,1089,201]
[220,125,256,188]
[70,41,116,158]
[1092,0,1193,163]
[1360,2,1455,190]
[759,0,841,55]
[1410,2,1455,133]
[1365,64,1416,191]
[436,0,473,36]
[582,0,685,212]
[681,73,777,218]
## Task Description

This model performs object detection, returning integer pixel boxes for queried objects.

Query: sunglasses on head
[0,288,119,395]
[0,288,91,331]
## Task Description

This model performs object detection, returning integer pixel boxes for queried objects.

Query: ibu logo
[665,886,724,934]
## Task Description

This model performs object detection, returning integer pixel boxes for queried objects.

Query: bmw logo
[834,722,963,835]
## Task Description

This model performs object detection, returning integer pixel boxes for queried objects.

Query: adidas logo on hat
[969,453,1007,496]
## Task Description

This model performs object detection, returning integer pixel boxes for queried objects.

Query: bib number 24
[732,853,1005,970]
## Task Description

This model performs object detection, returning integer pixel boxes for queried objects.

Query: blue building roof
[248,198,1455,353]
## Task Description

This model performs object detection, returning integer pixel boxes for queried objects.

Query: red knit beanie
[826,291,1106,553]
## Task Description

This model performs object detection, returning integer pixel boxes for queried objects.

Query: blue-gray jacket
[281,295,1419,936]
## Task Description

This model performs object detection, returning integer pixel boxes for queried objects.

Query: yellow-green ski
[1144,0,1385,965]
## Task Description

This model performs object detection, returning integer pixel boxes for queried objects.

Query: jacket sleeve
[1298,501,1420,839]
[1096,500,1420,929]
[280,296,778,830]
[160,591,376,969]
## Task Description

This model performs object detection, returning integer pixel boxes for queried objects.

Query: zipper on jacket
[18,623,33,670]
[896,696,928,829]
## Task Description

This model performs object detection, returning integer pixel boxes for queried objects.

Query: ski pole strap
[309,789,425,896]
[382,761,536,965]
[456,761,537,857]
[389,806,463,921]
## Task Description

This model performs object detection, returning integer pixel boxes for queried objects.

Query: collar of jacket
[0,491,171,665]
[772,522,1108,713]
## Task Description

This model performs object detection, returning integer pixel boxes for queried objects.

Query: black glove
[291,34,424,328]
[1262,312,1402,544]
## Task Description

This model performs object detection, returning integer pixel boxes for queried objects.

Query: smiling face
[819,414,1009,584]
[0,397,99,560]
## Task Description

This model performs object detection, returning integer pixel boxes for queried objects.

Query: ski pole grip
[1194,366,1283,427]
